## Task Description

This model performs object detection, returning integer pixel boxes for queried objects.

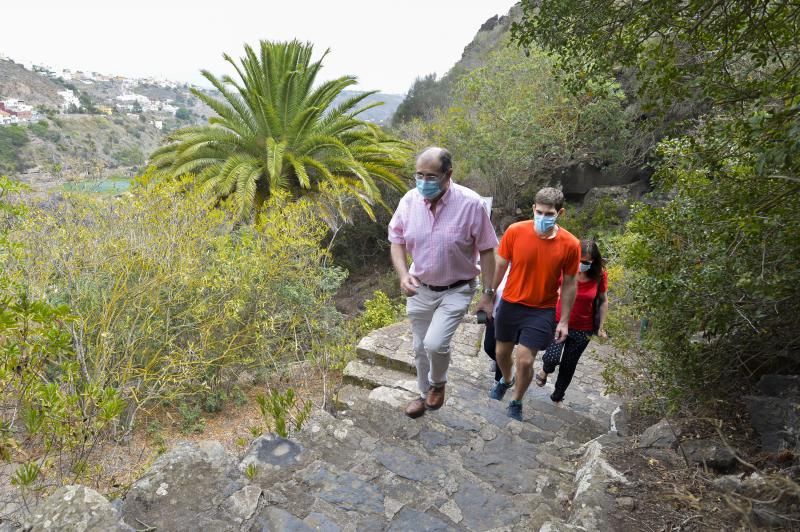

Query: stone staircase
[22,319,627,531]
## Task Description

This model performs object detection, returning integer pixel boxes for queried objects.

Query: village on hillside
[0,53,197,129]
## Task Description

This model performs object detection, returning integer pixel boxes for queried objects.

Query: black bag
[591,274,603,335]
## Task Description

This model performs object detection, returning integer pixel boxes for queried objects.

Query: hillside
[0,58,403,186]
[0,59,65,109]
[19,114,162,183]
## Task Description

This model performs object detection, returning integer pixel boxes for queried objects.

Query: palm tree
[150,40,409,220]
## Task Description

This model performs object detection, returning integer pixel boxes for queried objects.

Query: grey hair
[418,146,452,174]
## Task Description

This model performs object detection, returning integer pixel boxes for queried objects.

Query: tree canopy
[511,0,800,401]
[511,0,800,176]
[151,40,410,220]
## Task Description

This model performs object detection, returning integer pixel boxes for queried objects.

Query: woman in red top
[536,240,608,403]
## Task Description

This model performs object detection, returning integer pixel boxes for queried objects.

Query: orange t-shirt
[497,222,581,308]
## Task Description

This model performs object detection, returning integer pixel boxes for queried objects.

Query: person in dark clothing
[536,240,608,403]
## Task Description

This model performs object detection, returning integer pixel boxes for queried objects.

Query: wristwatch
[482,287,496,296]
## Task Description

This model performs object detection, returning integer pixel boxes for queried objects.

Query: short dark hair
[419,146,452,174]
[534,187,565,211]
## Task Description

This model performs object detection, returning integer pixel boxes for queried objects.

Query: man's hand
[597,328,608,339]
[475,293,495,320]
[554,321,569,343]
[400,274,420,296]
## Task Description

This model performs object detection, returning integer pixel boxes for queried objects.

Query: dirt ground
[604,398,800,531]
[82,363,339,501]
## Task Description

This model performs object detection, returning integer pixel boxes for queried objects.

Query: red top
[556,270,608,331]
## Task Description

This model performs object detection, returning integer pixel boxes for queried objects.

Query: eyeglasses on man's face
[413,172,445,182]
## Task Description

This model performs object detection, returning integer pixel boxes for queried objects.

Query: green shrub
[5,179,348,433]
[359,290,405,332]
[113,146,144,166]
[255,388,311,438]
[0,177,125,491]
[0,126,30,174]
[559,196,626,239]
[611,137,800,409]
[177,403,206,435]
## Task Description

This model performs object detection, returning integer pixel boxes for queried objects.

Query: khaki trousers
[406,282,475,396]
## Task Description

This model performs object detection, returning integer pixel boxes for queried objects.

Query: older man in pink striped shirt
[389,147,498,418]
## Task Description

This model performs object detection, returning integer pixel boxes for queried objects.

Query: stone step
[343,359,419,393]
[309,385,578,529]
[356,321,417,373]
[356,319,486,375]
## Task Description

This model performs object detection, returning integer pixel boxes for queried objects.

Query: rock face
[23,318,625,530]
[26,485,132,531]
[553,162,651,199]
[746,374,800,452]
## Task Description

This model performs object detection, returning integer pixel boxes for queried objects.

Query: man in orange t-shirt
[487,187,581,421]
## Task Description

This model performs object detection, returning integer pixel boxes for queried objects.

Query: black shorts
[494,300,556,351]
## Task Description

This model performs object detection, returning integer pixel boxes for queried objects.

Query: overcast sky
[1,1,519,94]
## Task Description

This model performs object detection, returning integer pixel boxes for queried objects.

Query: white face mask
[579,262,591,273]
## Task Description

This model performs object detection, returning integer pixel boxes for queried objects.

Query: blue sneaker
[507,400,523,421]
[489,377,514,400]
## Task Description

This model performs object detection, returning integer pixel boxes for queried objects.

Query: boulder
[637,419,679,449]
[680,438,737,472]
[746,374,800,452]
[27,485,132,531]
[120,440,246,531]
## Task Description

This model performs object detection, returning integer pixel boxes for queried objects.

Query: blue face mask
[416,178,442,199]
[534,213,557,234]
[579,262,592,273]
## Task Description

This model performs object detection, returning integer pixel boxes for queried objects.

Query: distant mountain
[333,91,405,126]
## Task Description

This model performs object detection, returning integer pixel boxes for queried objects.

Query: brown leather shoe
[405,398,426,418]
[425,384,446,410]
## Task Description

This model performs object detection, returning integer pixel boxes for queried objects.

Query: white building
[58,90,80,111]
[2,99,33,113]
[116,93,151,105]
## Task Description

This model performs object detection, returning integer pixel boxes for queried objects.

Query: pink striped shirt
[388,182,499,286]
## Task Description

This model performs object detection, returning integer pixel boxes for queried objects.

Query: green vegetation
[0,126,30,174]
[113,145,145,166]
[0,171,353,491]
[512,0,800,407]
[392,73,451,126]
[28,120,61,142]
[359,290,405,331]
[398,42,632,213]
[255,388,311,438]
[175,107,191,121]
[151,40,410,221]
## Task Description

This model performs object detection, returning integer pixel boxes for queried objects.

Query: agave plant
[150,40,409,220]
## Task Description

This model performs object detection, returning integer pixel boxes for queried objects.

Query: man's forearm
[390,243,409,278]
[559,276,578,323]
[479,249,496,290]
[492,256,509,291]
